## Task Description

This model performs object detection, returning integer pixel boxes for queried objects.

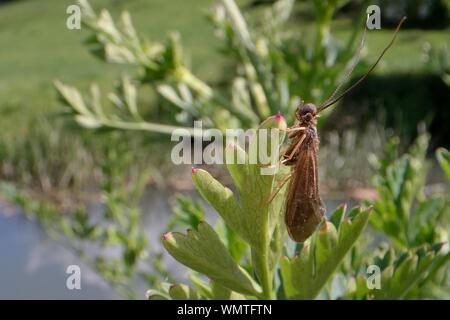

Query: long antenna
[320,18,368,108]
[317,16,407,113]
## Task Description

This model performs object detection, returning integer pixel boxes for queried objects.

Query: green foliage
[148,116,373,300]
[56,0,367,134]
[163,221,262,297]
[169,195,206,230]
[190,118,287,252]
[369,131,449,248]
[148,125,449,300]
[373,245,445,300]
[0,141,168,299]
[0,117,98,193]
[345,244,447,299]
[422,42,450,86]
[280,208,371,299]
[168,284,200,300]
[364,134,449,299]
[437,148,450,180]
[3,0,448,301]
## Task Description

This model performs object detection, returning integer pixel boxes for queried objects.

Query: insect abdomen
[285,197,325,242]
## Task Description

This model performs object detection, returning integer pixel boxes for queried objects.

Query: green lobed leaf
[368,246,445,300]
[169,284,200,300]
[370,132,431,247]
[162,221,262,296]
[191,168,247,242]
[210,281,247,300]
[191,114,287,252]
[189,273,213,299]
[280,206,371,299]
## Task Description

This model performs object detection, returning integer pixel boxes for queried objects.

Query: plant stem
[252,247,273,300]
[252,200,274,300]
[99,119,203,137]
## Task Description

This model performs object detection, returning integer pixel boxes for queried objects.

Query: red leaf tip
[274,112,284,122]
[162,232,171,241]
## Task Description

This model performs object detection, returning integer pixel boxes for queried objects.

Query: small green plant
[0,116,97,194]
[147,115,371,300]
[4,0,448,300]
[364,134,450,299]
[342,133,449,300]
[56,0,366,134]
[147,121,449,300]
[335,135,449,300]
[1,139,169,299]
[369,131,447,248]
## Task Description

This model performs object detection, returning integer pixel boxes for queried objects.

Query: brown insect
[272,17,406,242]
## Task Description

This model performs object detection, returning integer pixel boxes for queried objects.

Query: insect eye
[299,103,317,116]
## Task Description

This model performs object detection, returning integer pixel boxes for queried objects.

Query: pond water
[0,189,353,299]
[0,208,118,299]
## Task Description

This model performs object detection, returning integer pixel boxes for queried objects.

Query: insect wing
[285,129,325,242]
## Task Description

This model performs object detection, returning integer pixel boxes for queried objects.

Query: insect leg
[281,134,306,164]
[279,127,306,133]
[266,134,307,203]
[260,133,306,169]
[267,173,293,204]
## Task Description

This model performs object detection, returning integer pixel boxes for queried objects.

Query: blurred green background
[0,0,449,300]
[0,0,448,138]
[1,0,449,197]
